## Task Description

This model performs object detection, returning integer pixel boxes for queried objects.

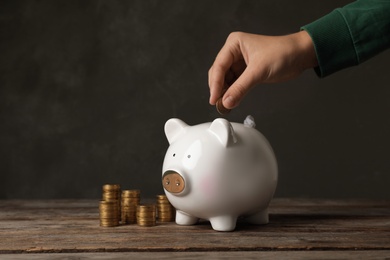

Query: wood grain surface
[0,199,389,259]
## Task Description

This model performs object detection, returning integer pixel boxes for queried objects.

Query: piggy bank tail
[244,115,256,128]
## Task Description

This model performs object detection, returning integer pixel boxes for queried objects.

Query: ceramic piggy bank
[162,116,278,231]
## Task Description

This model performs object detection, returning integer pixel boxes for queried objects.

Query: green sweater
[301,0,390,77]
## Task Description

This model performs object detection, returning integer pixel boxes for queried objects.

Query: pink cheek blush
[199,175,218,199]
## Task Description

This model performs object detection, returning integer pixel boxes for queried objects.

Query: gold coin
[137,222,155,227]
[157,200,175,222]
[100,205,119,210]
[136,212,156,217]
[157,207,174,211]
[137,219,156,223]
[137,221,156,225]
[157,218,174,222]
[102,193,120,201]
[100,218,119,224]
[136,216,156,221]
[100,212,119,218]
[156,200,171,205]
[157,206,174,210]
[158,214,174,218]
[100,214,119,219]
[122,199,139,202]
[158,218,174,221]
[156,194,168,200]
[158,213,174,217]
[124,215,137,219]
[122,211,137,216]
[122,212,136,216]
[99,185,122,226]
[102,184,121,191]
[121,201,139,207]
[137,209,155,216]
[136,207,155,212]
[157,208,172,211]
[99,200,118,207]
[122,190,140,197]
[157,210,174,214]
[122,206,137,211]
[122,200,140,205]
[137,204,156,211]
[99,200,120,222]
[157,204,174,208]
[216,98,231,115]
[137,215,156,219]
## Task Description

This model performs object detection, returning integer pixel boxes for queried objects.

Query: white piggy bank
[162,116,278,231]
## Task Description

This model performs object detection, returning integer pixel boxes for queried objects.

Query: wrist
[294,30,318,70]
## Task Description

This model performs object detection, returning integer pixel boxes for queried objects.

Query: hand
[208,31,318,109]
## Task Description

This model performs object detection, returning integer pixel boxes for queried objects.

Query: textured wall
[1,0,389,199]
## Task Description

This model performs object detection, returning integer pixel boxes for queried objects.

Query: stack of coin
[99,200,120,227]
[101,184,121,222]
[121,190,140,224]
[102,184,121,200]
[136,204,156,227]
[156,194,176,222]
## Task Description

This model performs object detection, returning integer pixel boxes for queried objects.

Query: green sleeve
[301,0,390,77]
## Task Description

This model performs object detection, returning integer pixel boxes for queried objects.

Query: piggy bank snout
[162,170,185,194]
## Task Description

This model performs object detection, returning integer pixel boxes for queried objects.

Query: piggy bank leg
[176,210,199,225]
[209,215,237,231]
[245,208,269,225]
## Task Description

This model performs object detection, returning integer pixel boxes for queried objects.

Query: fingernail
[209,96,214,105]
[223,96,235,108]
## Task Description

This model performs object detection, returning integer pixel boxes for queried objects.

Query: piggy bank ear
[208,118,237,147]
[165,118,189,144]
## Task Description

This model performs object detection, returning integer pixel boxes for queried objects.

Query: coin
[137,204,156,211]
[102,184,121,201]
[99,200,120,227]
[216,98,231,115]
[122,200,140,206]
[121,190,141,224]
[99,187,176,227]
[99,221,119,227]
[156,194,175,222]
[136,220,156,226]
[102,184,121,191]
[122,189,140,198]
[101,184,122,223]
[136,204,156,227]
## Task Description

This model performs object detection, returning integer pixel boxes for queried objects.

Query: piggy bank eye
[182,140,202,170]
[173,153,176,157]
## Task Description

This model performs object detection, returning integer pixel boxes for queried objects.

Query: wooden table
[0,199,389,259]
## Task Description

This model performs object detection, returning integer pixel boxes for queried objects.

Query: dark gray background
[1,0,389,199]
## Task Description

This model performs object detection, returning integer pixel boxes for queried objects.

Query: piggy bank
[162,116,278,231]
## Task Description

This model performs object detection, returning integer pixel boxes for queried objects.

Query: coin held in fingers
[216,98,231,115]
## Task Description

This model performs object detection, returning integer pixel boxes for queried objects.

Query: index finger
[208,45,235,105]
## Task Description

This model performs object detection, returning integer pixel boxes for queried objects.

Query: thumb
[222,67,257,109]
